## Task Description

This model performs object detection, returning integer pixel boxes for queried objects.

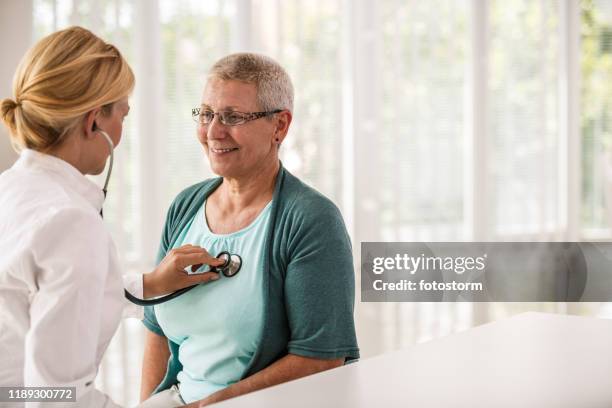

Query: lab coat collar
[16,149,106,212]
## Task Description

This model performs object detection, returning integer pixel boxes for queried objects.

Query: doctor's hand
[142,244,225,299]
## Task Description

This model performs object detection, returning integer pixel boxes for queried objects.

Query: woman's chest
[155,238,266,343]
[205,201,269,235]
[156,203,272,343]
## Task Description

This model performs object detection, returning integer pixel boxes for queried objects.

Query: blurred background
[2,0,612,405]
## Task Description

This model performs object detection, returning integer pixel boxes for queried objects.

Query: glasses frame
[191,107,283,126]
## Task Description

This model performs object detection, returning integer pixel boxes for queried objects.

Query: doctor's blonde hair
[0,26,134,152]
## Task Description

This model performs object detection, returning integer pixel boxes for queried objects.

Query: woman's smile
[209,146,240,155]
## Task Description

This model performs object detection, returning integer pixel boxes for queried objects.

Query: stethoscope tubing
[124,284,198,306]
[124,251,242,306]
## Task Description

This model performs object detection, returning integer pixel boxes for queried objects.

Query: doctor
[0,26,223,407]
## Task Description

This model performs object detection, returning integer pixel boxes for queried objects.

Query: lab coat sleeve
[122,273,144,320]
[24,208,123,408]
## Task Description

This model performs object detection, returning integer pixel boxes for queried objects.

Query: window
[29,1,612,405]
[489,0,563,238]
[582,0,612,238]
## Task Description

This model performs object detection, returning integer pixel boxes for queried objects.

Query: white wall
[0,0,33,171]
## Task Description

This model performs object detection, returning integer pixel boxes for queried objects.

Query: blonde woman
[0,26,223,407]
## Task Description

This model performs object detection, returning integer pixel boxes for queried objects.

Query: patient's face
[197,79,278,179]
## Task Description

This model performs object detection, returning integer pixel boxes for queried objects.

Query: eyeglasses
[191,108,283,126]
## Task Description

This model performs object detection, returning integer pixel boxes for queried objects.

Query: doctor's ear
[83,108,102,138]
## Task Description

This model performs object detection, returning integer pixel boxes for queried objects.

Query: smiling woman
[139,53,359,407]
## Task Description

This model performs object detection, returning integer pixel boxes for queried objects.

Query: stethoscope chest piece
[214,251,243,277]
[124,249,243,306]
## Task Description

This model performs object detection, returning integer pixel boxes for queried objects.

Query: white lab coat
[0,149,143,408]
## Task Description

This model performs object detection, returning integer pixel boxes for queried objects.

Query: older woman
[140,53,359,407]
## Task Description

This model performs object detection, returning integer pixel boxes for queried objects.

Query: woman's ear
[83,107,102,139]
[274,110,292,145]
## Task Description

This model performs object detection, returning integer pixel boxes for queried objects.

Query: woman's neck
[216,160,280,212]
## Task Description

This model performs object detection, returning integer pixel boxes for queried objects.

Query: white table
[215,312,612,408]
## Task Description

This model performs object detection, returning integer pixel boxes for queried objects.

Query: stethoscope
[96,128,243,306]
[124,251,242,306]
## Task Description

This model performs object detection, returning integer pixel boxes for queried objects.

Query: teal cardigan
[143,165,360,394]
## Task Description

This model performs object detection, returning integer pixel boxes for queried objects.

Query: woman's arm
[185,354,344,407]
[140,330,171,402]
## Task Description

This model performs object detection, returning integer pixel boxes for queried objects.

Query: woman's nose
[206,115,228,139]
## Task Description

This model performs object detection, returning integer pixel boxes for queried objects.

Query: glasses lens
[202,110,216,124]
[220,111,246,126]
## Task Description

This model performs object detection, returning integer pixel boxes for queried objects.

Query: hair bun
[1,98,19,133]
[1,97,18,110]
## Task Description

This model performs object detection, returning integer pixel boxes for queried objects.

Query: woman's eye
[225,113,243,123]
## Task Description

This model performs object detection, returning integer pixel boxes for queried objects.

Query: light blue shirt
[154,200,271,403]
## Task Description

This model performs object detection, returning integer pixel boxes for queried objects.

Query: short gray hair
[207,53,294,113]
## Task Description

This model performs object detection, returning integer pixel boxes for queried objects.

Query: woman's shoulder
[161,177,222,231]
[279,169,344,222]
[170,177,222,208]
[1,166,104,230]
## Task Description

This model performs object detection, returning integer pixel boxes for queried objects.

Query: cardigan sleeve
[283,196,360,362]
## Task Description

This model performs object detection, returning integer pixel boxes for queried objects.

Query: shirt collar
[15,149,105,212]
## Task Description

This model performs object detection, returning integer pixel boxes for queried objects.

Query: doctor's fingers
[169,246,222,263]
[174,251,225,270]
[183,271,221,284]
[172,244,212,255]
